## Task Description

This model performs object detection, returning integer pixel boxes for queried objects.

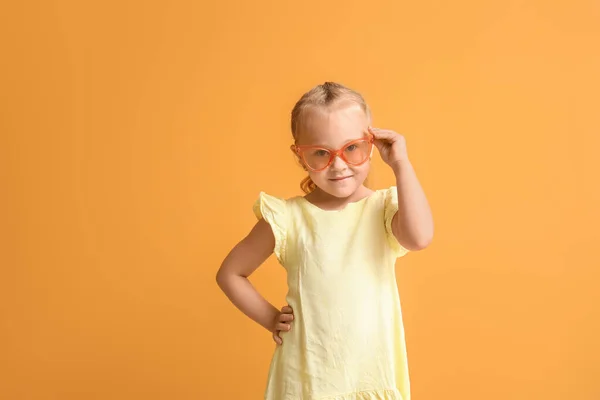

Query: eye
[313,149,329,157]
[346,144,357,152]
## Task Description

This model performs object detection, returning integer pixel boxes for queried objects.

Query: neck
[308,185,373,206]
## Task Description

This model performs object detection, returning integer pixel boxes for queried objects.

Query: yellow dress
[253,186,411,400]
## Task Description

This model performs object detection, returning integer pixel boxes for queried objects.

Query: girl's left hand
[369,127,409,167]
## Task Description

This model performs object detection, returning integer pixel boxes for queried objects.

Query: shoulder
[251,192,295,264]
[253,191,307,225]
[366,186,397,205]
[253,192,287,217]
[381,186,398,203]
[362,186,399,218]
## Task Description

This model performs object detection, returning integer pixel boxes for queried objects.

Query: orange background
[1,1,599,399]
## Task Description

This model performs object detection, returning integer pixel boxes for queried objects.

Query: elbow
[394,219,434,252]
[412,235,433,250]
[216,265,245,291]
[402,230,434,251]
[413,222,434,250]
[215,267,227,289]
[415,226,434,250]
[403,240,430,252]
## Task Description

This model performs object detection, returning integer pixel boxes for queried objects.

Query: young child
[216,82,434,400]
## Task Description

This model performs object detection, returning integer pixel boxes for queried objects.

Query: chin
[319,179,361,198]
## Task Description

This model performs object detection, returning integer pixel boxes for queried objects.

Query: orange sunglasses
[291,134,374,172]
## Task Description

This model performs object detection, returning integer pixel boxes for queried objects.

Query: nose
[330,154,348,171]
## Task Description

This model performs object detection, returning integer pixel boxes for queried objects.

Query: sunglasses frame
[291,134,374,172]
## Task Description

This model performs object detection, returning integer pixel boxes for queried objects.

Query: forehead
[296,102,369,147]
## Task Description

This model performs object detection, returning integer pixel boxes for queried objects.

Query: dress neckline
[298,190,378,212]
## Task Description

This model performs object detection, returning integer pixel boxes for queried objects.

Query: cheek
[308,170,328,182]
[350,163,371,177]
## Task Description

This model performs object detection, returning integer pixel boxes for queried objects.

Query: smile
[329,176,352,181]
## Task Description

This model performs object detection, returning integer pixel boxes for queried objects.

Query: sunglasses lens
[303,149,332,170]
[343,140,371,165]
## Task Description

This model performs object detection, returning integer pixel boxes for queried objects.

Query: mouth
[329,176,353,182]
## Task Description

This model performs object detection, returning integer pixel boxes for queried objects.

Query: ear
[291,145,308,170]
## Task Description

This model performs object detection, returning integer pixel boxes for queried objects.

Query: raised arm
[370,126,434,251]
[391,159,434,251]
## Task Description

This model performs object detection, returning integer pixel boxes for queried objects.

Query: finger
[369,126,388,136]
[279,313,294,322]
[273,331,283,345]
[281,306,293,314]
[372,136,385,147]
[369,127,397,140]
[374,131,398,141]
[372,138,387,151]
[277,322,292,332]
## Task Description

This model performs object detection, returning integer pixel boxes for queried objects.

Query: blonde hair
[290,82,372,193]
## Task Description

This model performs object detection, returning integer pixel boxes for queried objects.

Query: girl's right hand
[272,305,294,345]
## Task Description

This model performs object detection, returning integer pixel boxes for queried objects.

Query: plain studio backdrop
[1,1,599,399]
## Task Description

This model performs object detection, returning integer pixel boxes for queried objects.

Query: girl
[216,82,434,400]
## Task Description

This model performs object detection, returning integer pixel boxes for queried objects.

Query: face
[293,102,372,199]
